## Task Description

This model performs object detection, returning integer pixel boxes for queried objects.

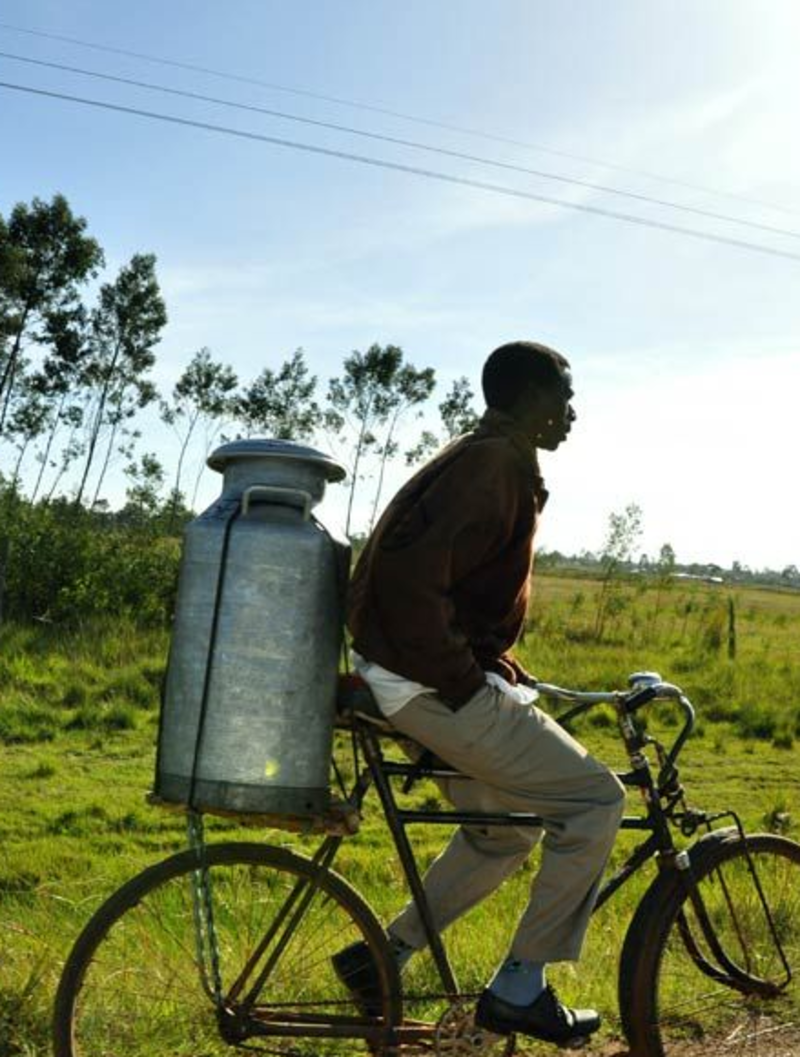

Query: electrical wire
[0,19,796,219]
[3,50,798,244]
[2,78,799,265]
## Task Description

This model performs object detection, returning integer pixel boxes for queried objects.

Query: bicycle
[53,671,800,1057]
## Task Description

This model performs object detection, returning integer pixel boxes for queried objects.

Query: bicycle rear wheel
[54,841,401,1056]
[620,831,800,1056]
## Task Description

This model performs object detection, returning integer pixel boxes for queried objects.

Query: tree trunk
[169,410,199,530]
[31,392,66,502]
[75,340,121,505]
[0,306,31,430]
[368,406,402,534]
[91,416,121,508]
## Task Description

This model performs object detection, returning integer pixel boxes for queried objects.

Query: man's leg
[386,684,625,963]
[387,773,542,949]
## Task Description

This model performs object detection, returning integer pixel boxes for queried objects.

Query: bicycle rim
[54,841,401,1057]
[623,833,800,1056]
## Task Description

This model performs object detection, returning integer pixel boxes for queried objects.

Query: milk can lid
[207,439,346,482]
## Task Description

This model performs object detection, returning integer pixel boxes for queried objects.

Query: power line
[3,49,799,244]
[0,19,796,220]
[3,78,800,266]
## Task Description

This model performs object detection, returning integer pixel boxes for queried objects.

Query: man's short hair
[481,341,570,411]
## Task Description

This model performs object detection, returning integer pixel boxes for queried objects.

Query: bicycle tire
[619,830,800,1056]
[54,841,402,1057]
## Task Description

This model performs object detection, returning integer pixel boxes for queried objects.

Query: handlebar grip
[625,684,660,712]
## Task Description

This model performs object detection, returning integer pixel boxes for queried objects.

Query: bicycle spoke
[56,844,400,1057]
[623,834,800,1056]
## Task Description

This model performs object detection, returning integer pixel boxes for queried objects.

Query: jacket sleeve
[364,446,523,705]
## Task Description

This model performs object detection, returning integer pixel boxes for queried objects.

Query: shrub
[735,701,777,741]
[65,704,137,733]
[0,702,59,744]
[0,489,180,627]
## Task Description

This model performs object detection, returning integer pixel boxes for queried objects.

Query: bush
[0,488,180,626]
[65,703,137,733]
[735,701,778,741]
[0,702,59,744]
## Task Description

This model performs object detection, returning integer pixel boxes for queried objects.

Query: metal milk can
[154,439,348,818]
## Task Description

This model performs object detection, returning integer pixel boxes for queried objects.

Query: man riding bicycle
[336,340,624,1046]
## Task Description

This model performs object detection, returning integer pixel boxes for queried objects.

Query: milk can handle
[241,485,312,520]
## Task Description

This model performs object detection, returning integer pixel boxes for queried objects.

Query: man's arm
[353,444,523,706]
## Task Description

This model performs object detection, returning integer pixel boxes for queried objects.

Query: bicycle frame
[188,674,792,1049]
[350,704,676,1000]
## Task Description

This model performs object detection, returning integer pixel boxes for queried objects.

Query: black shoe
[475,985,600,1046]
[332,940,382,1017]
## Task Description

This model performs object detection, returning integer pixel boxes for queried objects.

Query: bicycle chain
[434,1000,515,1057]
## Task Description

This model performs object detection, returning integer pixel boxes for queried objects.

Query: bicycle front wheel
[620,831,800,1056]
[54,841,401,1057]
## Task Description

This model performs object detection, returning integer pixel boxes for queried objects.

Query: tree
[236,348,318,440]
[648,541,677,644]
[26,304,93,500]
[440,376,480,440]
[326,344,435,536]
[6,371,49,486]
[0,194,103,432]
[162,347,238,528]
[75,254,167,506]
[368,361,435,531]
[404,376,479,468]
[123,451,166,524]
[594,503,643,640]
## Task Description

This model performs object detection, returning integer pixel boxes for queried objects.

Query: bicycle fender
[619,826,740,966]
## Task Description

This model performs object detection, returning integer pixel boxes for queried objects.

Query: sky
[1,1,799,570]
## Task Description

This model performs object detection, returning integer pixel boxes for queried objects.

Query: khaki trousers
[386,684,625,963]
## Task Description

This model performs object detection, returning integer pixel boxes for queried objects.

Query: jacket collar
[474,408,549,508]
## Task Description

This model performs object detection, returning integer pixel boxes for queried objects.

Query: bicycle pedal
[435,1001,514,1056]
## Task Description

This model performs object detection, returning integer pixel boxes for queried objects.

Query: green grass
[1,578,799,1054]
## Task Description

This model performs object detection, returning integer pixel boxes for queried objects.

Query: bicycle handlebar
[534,678,683,706]
[534,675,696,783]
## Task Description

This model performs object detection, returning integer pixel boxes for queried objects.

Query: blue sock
[489,957,547,1006]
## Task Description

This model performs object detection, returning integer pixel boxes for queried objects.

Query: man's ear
[509,384,542,421]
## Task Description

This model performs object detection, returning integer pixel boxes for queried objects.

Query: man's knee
[590,767,626,836]
[602,767,627,808]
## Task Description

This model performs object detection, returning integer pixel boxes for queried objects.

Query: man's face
[515,370,576,450]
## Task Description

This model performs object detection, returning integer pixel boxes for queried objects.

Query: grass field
[1,573,799,1055]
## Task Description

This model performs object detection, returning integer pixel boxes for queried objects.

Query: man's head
[481,340,575,450]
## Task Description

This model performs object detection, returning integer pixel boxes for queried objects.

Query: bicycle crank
[434,1000,515,1057]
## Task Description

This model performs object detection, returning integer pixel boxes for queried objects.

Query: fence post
[727,595,737,660]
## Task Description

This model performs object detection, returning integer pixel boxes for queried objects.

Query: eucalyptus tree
[75,253,167,507]
[368,361,435,531]
[26,304,92,500]
[439,376,480,439]
[161,347,238,528]
[404,376,479,467]
[0,195,103,433]
[6,371,49,487]
[326,343,437,536]
[123,451,166,525]
[236,348,319,441]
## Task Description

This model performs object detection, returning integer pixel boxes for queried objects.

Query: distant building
[670,572,724,585]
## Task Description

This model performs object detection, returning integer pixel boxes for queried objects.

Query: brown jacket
[347,409,548,707]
